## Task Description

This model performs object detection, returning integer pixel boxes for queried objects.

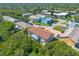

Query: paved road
[72,46,79,51]
[27,19,66,37]
[31,24,62,37]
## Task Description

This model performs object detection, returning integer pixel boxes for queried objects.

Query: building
[53,10,62,13]
[30,15,53,25]
[53,12,69,19]
[41,10,51,15]
[66,11,76,14]
[41,17,53,25]
[3,16,19,23]
[22,13,32,17]
[60,28,79,48]
[28,27,54,44]
[61,21,77,29]
[67,21,77,28]
[30,15,45,22]
[30,15,38,22]
[15,22,28,30]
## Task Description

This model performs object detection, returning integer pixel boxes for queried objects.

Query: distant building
[42,10,48,13]
[67,21,77,28]
[22,13,32,17]
[30,15,53,25]
[41,17,53,25]
[58,21,77,29]
[41,10,51,15]
[28,27,54,44]
[53,10,62,13]
[53,12,69,19]
[66,10,76,12]
[30,15,45,22]
[3,16,19,23]
[15,22,28,30]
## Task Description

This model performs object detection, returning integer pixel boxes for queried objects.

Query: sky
[0,0,79,3]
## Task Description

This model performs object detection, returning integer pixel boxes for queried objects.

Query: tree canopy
[0,3,79,56]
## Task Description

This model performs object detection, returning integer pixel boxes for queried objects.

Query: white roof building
[42,10,48,13]
[53,12,69,16]
[22,13,32,17]
[15,22,28,29]
[30,14,46,21]
[3,16,19,23]
[37,14,46,18]
[42,10,51,15]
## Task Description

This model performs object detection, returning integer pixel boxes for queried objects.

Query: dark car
[75,43,79,48]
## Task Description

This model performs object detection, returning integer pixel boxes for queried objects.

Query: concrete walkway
[72,46,79,51]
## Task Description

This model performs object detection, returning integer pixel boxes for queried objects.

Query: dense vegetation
[0,3,79,22]
[0,21,79,56]
[0,3,79,56]
[0,3,79,11]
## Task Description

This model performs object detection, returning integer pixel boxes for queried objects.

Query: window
[41,39,45,43]
[31,34,39,40]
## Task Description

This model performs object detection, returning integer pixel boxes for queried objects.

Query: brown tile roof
[28,27,53,41]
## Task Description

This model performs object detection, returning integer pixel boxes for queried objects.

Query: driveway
[32,24,62,37]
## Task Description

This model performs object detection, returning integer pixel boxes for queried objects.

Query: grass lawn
[53,26,65,33]
[33,22,49,26]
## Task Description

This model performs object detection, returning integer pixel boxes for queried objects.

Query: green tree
[0,21,14,41]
